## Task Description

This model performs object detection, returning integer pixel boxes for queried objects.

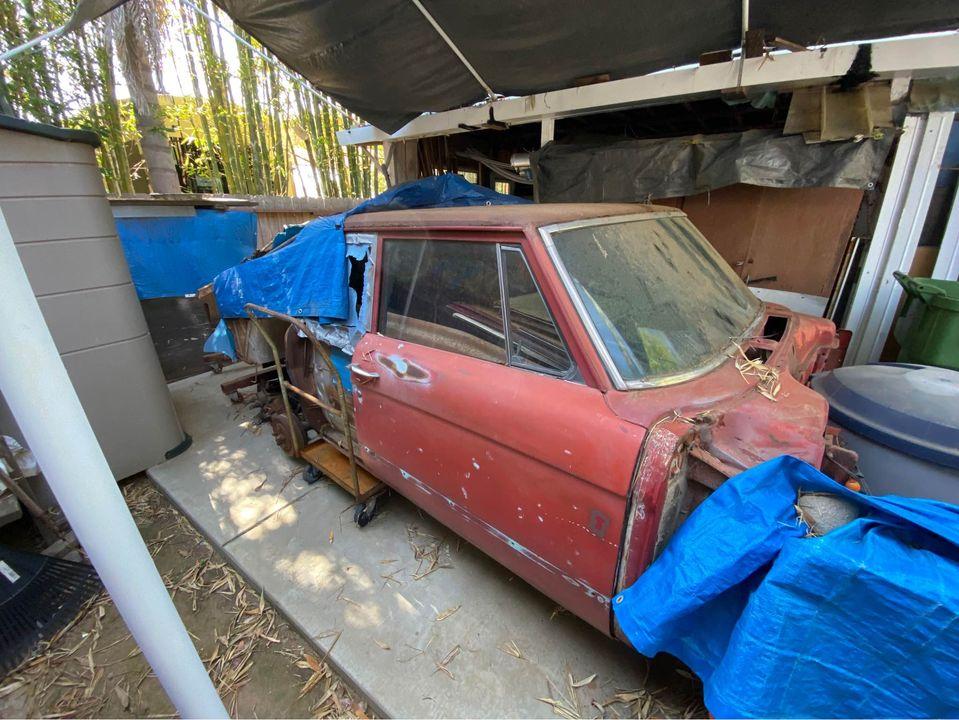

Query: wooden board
[675,184,864,298]
[300,441,382,501]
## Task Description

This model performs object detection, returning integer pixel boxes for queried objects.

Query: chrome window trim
[498,243,578,381]
[495,242,512,359]
[538,212,764,391]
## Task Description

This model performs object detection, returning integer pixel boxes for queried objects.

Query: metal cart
[244,303,384,525]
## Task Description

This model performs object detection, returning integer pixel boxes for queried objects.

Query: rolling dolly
[244,303,385,526]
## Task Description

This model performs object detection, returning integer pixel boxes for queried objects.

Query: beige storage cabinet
[0,116,187,480]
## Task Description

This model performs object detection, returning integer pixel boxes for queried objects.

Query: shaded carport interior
[209,1,959,365]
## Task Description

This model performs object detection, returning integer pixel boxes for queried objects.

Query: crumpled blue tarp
[202,318,237,360]
[212,174,528,319]
[116,208,256,299]
[613,455,959,718]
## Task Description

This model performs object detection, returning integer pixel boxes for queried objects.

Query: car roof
[343,202,678,231]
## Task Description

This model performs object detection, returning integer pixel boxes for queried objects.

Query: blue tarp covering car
[613,455,959,718]
[210,174,528,320]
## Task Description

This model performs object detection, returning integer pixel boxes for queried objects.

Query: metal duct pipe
[0,209,227,719]
[510,152,531,171]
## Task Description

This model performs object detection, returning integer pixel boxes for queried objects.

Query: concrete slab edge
[144,471,391,719]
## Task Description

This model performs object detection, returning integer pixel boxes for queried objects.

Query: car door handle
[348,364,379,380]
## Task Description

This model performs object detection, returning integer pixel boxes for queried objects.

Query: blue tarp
[613,455,959,718]
[211,174,528,319]
[202,319,237,360]
[116,208,256,299]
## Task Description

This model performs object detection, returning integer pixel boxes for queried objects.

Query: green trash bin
[893,271,959,371]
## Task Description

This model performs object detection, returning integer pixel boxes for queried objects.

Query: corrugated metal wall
[0,124,186,480]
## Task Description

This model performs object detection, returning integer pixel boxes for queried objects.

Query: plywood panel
[678,185,760,279]
[141,296,214,382]
[674,184,863,298]
[748,186,863,296]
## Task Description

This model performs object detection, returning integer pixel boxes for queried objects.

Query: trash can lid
[811,363,959,470]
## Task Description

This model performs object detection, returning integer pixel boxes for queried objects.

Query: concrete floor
[149,366,682,718]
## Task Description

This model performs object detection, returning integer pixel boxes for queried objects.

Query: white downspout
[0,209,226,719]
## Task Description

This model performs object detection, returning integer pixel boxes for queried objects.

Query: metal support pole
[735,0,750,88]
[0,23,67,63]
[932,171,959,281]
[0,209,226,719]
[409,0,496,102]
[845,112,954,365]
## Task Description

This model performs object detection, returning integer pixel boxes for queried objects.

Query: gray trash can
[811,363,959,503]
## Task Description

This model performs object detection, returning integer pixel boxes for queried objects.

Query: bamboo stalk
[100,24,135,193]
[293,85,323,197]
[310,94,335,197]
[235,29,267,195]
[176,1,223,192]
[0,0,372,199]
[210,2,253,194]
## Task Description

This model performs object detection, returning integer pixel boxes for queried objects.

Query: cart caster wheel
[228,390,243,404]
[270,413,306,457]
[304,466,322,485]
[353,496,380,527]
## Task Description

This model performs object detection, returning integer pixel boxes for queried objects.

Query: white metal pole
[846,111,954,365]
[932,172,959,281]
[0,23,67,63]
[409,0,496,102]
[842,115,924,362]
[0,209,227,719]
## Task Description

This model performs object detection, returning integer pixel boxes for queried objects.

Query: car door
[350,232,644,632]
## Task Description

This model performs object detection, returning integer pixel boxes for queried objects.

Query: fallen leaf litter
[0,480,370,718]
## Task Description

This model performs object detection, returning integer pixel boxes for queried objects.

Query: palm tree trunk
[112,0,180,193]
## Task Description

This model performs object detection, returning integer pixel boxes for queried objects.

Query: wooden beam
[337,34,959,146]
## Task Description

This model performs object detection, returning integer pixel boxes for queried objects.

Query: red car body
[312,204,837,639]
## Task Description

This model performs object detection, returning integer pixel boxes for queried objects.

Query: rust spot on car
[377,353,430,383]
[588,509,610,539]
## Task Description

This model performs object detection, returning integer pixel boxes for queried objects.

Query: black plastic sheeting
[211,0,958,133]
[530,130,895,202]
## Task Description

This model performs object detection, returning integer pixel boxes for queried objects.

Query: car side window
[500,246,574,375]
[378,239,507,363]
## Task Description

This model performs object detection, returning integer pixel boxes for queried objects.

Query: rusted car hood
[604,307,835,469]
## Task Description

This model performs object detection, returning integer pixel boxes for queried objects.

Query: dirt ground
[0,477,371,719]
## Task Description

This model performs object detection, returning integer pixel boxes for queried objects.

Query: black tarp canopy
[211,1,958,133]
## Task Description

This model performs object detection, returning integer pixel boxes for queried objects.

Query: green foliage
[0,0,382,197]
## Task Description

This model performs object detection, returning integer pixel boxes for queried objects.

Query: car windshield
[547,215,760,384]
